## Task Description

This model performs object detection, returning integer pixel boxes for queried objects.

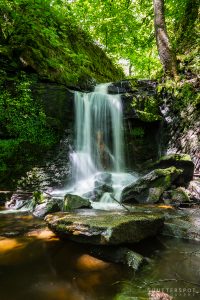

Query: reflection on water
[0,210,200,300]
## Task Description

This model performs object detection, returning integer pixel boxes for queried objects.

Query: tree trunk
[153,0,178,78]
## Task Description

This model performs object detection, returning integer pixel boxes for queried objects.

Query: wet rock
[45,209,164,245]
[33,199,61,218]
[64,194,91,210]
[121,167,183,204]
[5,192,33,210]
[154,153,194,184]
[83,173,113,202]
[94,172,112,184]
[91,246,144,270]
[162,208,200,241]
[188,180,200,201]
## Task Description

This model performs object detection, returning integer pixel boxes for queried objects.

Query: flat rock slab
[45,209,164,245]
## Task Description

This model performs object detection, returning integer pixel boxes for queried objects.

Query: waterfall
[71,84,124,183]
[53,83,138,209]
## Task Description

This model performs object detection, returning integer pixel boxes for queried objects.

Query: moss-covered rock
[121,167,183,204]
[45,209,164,245]
[154,154,194,184]
[64,194,91,211]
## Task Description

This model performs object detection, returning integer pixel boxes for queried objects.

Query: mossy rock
[154,153,194,184]
[121,167,183,204]
[64,194,92,211]
[45,209,164,245]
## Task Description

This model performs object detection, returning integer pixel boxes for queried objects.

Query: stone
[121,167,183,204]
[170,187,190,203]
[188,180,200,201]
[148,291,173,300]
[63,194,91,210]
[33,199,62,218]
[154,153,194,184]
[94,172,112,185]
[91,246,144,270]
[5,192,33,210]
[162,208,200,241]
[45,209,164,245]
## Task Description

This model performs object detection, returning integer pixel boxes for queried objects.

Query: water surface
[0,210,200,300]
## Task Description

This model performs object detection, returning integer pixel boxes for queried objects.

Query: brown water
[0,210,200,300]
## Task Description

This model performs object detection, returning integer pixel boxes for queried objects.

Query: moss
[0,2,123,88]
[159,154,192,162]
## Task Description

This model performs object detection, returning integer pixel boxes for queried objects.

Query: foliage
[157,79,199,111]
[69,0,199,79]
[130,127,145,139]
[0,0,123,85]
[0,72,55,146]
[131,95,161,122]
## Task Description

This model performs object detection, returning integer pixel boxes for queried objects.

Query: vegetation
[70,0,199,79]
[0,0,198,187]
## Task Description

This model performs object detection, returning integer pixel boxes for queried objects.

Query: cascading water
[71,83,124,181]
[52,83,138,209]
[68,83,138,209]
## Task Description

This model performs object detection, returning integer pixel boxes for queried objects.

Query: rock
[5,192,33,210]
[188,180,200,201]
[148,291,173,300]
[45,209,164,245]
[170,187,190,203]
[83,173,113,202]
[64,194,91,210]
[91,246,144,270]
[121,167,183,204]
[33,199,61,218]
[162,208,200,241]
[154,154,194,184]
[94,172,112,185]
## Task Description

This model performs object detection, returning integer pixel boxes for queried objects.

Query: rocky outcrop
[45,209,164,245]
[121,167,183,204]
[160,92,200,174]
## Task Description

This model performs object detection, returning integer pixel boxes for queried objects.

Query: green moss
[131,95,162,122]
[0,1,123,86]
[53,212,163,229]
[159,154,192,162]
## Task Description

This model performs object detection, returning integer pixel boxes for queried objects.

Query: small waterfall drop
[71,83,124,183]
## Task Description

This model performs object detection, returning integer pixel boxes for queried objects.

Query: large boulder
[153,154,194,184]
[45,209,164,245]
[63,194,91,210]
[121,167,183,204]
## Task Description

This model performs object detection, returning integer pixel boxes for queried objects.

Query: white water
[53,83,138,209]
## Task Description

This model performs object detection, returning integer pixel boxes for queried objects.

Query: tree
[153,0,178,78]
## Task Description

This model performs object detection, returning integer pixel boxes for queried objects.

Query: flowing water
[0,210,200,300]
[52,83,138,208]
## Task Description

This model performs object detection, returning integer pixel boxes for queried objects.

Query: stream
[0,209,199,300]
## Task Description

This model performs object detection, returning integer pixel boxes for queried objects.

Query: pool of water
[0,209,200,300]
